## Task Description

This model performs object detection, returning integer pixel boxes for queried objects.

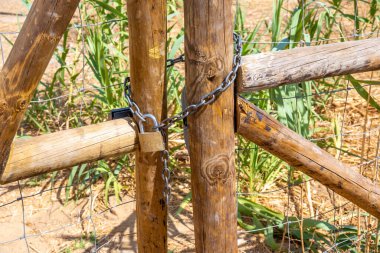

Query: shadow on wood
[236,96,380,219]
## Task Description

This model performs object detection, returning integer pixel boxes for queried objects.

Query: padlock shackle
[138,114,159,133]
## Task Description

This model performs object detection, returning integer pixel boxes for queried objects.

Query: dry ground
[0,0,379,252]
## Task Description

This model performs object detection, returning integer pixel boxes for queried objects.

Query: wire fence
[0,0,379,252]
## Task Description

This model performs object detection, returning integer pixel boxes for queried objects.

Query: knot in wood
[41,33,60,43]
[206,57,223,80]
[194,49,208,64]
[201,154,232,185]
[16,98,28,112]
[0,100,7,115]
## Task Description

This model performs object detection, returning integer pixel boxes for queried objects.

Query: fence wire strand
[1,0,380,252]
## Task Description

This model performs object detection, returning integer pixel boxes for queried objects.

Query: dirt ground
[1,0,380,252]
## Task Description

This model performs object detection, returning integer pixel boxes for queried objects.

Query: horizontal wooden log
[238,38,380,93]
[236,96,380,218]
[1,118,138,184]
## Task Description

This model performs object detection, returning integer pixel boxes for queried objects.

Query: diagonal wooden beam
[238,38,380,93]
[236,96,380,219]
[1,118,138,184]
[0,0,80,176]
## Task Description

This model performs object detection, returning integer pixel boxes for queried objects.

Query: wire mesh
[0,0,379,252]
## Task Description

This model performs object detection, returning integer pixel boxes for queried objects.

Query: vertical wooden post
[0,0,80,174]
[184,0,237,252]
[126,1,167,252]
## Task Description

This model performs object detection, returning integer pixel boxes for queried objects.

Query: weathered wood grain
[0,0,80,176]
[238,38,380,93]
[126,0,168,252]
[1,118,138,184]
[236,96,380,218]
[184,0,238,252]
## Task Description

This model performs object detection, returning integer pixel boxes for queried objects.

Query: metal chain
[123,53,186,123]
[166,54,185,68]
[156,32,242,130]
[124,33,242,205]
[161,137,171,204]
[123,77,147,123]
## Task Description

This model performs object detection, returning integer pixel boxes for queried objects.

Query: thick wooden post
[126,1,167,252]
[0,0,80,175]
[236,96,380,218]
[184,0,237,252]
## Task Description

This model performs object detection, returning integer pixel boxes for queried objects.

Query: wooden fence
[0,0,380,252]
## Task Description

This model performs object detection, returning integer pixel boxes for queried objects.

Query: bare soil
[0,0,379,252]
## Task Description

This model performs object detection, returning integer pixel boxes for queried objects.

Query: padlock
[138,114,165,153]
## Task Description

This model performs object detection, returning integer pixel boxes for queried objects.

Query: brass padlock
[138,114,165,153]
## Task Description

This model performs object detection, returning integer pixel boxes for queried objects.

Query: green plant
[237,137,285,195]
[238,197,380,252]
[17,0,380,250]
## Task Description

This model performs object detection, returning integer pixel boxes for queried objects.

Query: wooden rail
[184,0,238,251]
[3,97,380,220]
[1,118,138,184]
[0,0,80,177]
[126,0,168,251]
[238,38,380,93]
[236,96,380,218]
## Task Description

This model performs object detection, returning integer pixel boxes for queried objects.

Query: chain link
[156,32,242,130]
[161,147,171,204]
[124,33,242,205]
[166,54,185,68]
[123,53,186,123]
[123,77,147,123]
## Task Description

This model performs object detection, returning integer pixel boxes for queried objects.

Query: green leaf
[348,75,380,112]
[66,165,79,203]
[90,0,127,19]
[175,192,192,216]
[288,217,336,231]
